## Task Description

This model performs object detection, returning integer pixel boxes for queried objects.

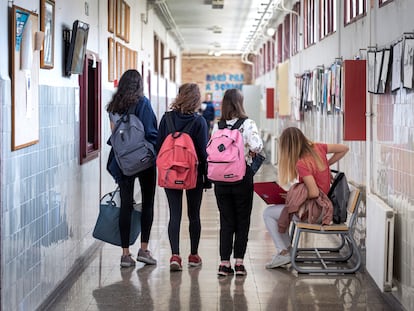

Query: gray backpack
[110,103,155,176]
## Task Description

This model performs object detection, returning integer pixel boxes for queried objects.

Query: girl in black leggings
[156,83,209,271]
[107,69,158,267]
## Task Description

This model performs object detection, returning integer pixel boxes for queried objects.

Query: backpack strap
[218,118,246,130]
[118,102,138,124]
[165,111,176,133]
[127,102,138,115]
[231,118,247,130]
[218,119,227,129]
[182,115,199,134]
[166,111,199,134]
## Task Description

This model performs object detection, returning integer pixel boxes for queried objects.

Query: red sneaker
[188,254,202,267]
[170,255,182,271]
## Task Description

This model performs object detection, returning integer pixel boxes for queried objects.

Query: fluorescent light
[266,27,275,36]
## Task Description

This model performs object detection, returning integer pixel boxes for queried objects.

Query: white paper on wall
[378,49,391,94]
[20,18,33,71]
[391,41,403,91]
[403,38,414,89]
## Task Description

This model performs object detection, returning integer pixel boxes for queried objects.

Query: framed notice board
[11,5,40,150]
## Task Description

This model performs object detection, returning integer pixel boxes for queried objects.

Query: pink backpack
[157,113,199,190]
[206,118,246,183]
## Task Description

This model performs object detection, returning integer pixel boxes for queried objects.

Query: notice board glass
[11,5,40,150]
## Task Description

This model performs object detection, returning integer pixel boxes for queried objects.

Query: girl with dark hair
[263,127,348,269]
[107,69,158,267]
[156,83,209,271]
[212,88,263,276]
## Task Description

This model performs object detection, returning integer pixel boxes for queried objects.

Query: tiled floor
[46,164,399,311]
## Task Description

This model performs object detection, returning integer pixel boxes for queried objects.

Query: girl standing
[107,69,158,267]
[212,88,263,276]
[156,83,209,271]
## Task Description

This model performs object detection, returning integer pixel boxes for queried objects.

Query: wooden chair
[290,188,362,274]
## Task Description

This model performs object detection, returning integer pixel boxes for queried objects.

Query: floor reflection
[46,164,396,311]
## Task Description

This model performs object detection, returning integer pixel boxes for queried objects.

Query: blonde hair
[278,127,325,185]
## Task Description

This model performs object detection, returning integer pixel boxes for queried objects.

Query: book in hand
[253,181,287,205]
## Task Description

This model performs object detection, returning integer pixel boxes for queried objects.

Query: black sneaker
[235,264,247,276]
[218,265,234,276]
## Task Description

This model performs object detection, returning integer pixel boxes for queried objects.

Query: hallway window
[277,24,282,63]
[304,0,316,48]
[320,0,336,39]
[79,52,101,164]
[291,2,300,55]
[283,14,291,60]
[160,41,165,76]
[169,51,176,82]
[154,34,159,74]
[266,41,271,72]
[344,0,366,25]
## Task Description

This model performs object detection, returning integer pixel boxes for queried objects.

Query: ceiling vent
[212,0,224,9]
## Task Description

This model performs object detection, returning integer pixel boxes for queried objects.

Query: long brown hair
[278,127,325,185]
[170,83,201,114]
[220,89,248,120]
[107,69,144,114]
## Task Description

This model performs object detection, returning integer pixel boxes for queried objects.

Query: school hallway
[44,164,399,311]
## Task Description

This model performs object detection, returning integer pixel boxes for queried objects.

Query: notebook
[254,181,287,205]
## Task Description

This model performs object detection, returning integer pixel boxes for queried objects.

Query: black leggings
[165,182,203,255]
[118,165,156,248]
[214,169,254,261]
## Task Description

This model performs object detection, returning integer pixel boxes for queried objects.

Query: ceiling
[150,0,285,56]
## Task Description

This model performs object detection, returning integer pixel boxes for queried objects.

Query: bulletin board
[11,5,40,150]
[277,61,290,116]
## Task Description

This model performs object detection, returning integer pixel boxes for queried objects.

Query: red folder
[254,181,287,205]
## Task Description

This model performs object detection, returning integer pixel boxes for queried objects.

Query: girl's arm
[302,175,320,198]
[326,144,349,166]
[244,119,263,153]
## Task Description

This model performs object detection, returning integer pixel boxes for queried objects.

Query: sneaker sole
[235,271,247,276]
[137,257,157,265]
[120,262,136,268]
[188,261,202,267]
[170,262,182,271]
[265,259,291,269]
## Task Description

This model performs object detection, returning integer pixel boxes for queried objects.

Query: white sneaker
[265,254,291,269]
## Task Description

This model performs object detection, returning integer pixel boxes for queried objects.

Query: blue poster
[15,10,29,52]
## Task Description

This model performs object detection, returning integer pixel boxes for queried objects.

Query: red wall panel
[266,88,274,118]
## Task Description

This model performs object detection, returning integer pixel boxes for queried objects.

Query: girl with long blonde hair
[263,127,349,269]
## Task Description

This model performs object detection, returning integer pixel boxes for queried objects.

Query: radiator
[366,194,395,292]
[270,135,278,165]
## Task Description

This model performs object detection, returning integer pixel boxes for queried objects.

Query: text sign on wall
[205,73,244,91]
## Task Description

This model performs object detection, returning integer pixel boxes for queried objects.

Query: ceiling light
[266,27,275,36]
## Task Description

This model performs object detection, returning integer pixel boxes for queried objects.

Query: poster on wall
[374,50,384,93]
[367,50,376,93]
[277,61,290,116]
[403,38,414,89]
[391,40,403,91]
[11,6,40,150]
[378,49,391,94]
